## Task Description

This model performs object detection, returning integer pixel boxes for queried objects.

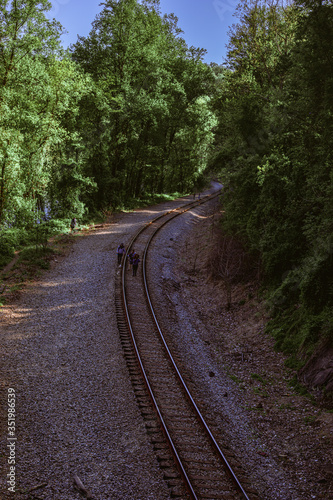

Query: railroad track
[115,192,258,500]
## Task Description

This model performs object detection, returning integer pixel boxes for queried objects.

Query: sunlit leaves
[71,0,216,206]
[212,0,333,357]
[0,1,91,224]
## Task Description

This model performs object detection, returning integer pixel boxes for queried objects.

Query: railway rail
[115,191,258,500]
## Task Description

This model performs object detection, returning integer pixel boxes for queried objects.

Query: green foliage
[0,227,30,267]
[0,1,217,273]
[0,1,97,227]
[0,219,71,271]
[0,234,14,259]
[0,228,29,252]
[44,219,70,234]
[18,246,54,270]
[71,0,216,210]
[210,0,333,367]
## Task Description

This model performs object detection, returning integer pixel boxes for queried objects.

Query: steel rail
[142,199,250,500]
[121,195,213,499]
[120,191,249,499]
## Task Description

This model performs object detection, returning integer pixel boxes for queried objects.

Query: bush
[0,228,31,252]
[0,220,69,270]
[31,219,70,248]
[80,211,105,225]
[45,219,70,234]
[19,247,54,269]
[0,236,15,258]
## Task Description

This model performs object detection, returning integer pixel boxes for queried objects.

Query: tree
[72,0,216,210]
[210,0,333,368]
[0,1,92,225]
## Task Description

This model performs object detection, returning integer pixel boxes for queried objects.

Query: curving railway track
[115,191,258,500]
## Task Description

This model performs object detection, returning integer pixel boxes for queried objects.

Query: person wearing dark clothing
[132,254,140,276]
[117,243,125,266]
[70,218,77,231]
[128,249,135,271]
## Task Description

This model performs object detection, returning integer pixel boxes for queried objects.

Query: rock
[299,341,333,395]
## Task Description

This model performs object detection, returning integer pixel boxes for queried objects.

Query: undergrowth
[18,247,56,270]
[0,192,185,273]
[116,192,182,212]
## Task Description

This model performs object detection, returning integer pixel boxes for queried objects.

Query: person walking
[128,249,135,271]
[117,243,125,267]
[132,254,140,277]
[70,217,77,232]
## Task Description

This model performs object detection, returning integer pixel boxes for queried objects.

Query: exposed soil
[153,199,333,499]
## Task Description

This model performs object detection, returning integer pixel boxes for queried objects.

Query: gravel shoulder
[148,196,333,500]
[0,200,188,500]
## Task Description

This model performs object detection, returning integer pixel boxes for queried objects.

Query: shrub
[0,236,15,258]
[0,230,17,258]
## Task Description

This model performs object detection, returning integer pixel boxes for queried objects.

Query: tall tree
[72,0,216,210]
[210,0,333,366]
[0,1,91,225]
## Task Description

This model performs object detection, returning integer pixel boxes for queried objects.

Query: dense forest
[0,0,332,381]
[0,0,215,229]
[209,0,333,376]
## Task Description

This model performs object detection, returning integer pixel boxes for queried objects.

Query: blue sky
[47,0,239,65]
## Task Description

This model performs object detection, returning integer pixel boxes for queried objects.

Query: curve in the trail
[118,191,254,500]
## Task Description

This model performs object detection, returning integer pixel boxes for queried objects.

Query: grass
[0,192,184,274]
[0,245,61,307]
[251,373,268,385]
[1,213,101,308]
[288,375,314,400]
[229,374,242,385]
[17,246,55,270]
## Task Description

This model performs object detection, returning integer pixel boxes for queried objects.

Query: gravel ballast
[1,187,332,499]
[148,193,333,500]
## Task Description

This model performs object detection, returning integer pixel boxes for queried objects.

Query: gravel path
[0,198,195,500]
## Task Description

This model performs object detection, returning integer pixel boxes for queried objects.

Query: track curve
[116,192,258,500]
